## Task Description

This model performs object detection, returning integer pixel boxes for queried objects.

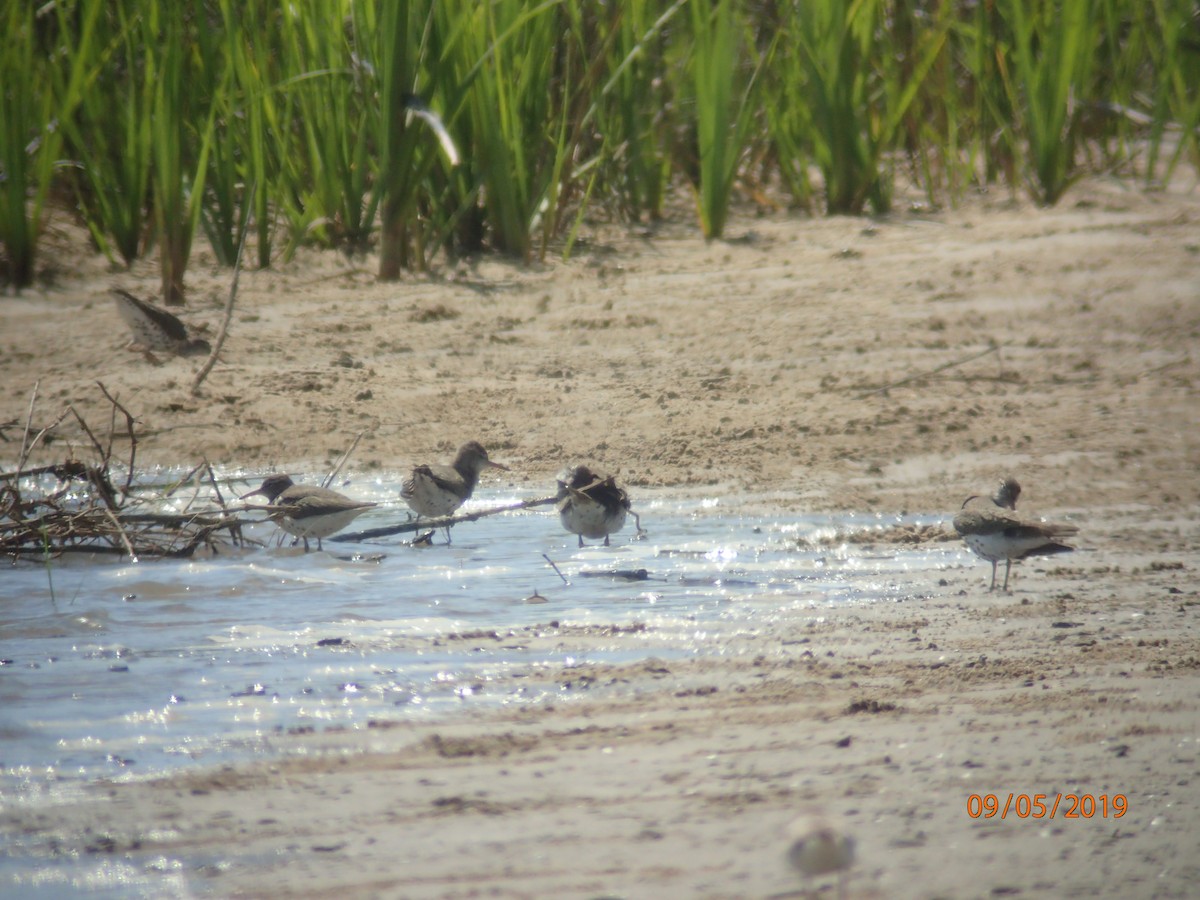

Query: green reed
[996,0,1099,205]
[1141,0,1200,183]
[587,1,685,222]
[686,0,765,237]
[2,0,1194,293]
[1,2,97,288]
[54,2,152,269]
[441,0,577,262]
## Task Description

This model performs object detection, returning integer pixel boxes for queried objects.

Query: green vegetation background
[2,0,1196,300]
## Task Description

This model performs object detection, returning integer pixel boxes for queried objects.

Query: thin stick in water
[323,431,366,489]
[542,553,570,585]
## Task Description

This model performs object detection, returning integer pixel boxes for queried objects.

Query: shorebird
[953,477,1077,591]
[400,441,508,544]
[242,474,376,552]
[112,289,211,363]
[555,464,631,547]
[786,816,856,898]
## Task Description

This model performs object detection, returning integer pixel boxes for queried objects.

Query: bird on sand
[555,464,632,547]
[242,474,376,552]
[953,477,1077,591]
[112,288,211,363]
[400,441,508,544]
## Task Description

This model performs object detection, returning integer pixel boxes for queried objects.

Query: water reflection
[0,475,959,803]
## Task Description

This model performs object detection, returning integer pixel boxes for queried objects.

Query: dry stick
[202,457,232,510]
[102,383,118,466]
[17,380,40,477]
[19,408,70,465]
[66,406,120,510]
[96,382,139,499]
[330,495,558,543]
[202,456,244,548]
[100,506,140,562]
[170,461,211,512]
[0,460,89,483]
[192,185,252,397]
[67,405,107,466]
[171,519,245,558]
[322,431,366,490]
[542,553,570,585]
[6,520,243,559]
[856,344,1002,399]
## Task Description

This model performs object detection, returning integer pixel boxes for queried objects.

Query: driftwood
[330,495,559,543]
[4,382,567,562]
[1,385,257,561]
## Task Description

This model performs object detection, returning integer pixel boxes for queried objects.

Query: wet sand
[2,173,1199,897]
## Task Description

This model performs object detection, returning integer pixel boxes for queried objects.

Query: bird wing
[113,289,191,342]
[406,465,466,495]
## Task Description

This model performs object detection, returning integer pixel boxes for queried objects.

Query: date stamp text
[966,793,1127,819]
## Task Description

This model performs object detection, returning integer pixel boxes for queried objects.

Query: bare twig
[631,509,646,538]
[542,553,570,585]
[0,461,90,483]
[66,405,120,509]
[331,495,558,543]
[96,382,139,498]
[856,344,1003,398]
[20,408,70,464]
[67,405,107,465]
[162,461,209,508]
[101,506,139,562]
[202,457,244,547]
[191,184,253,396]
[323,432,366,489]
[17,380,40,477]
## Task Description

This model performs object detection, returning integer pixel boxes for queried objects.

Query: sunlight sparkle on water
[1,477,957,804]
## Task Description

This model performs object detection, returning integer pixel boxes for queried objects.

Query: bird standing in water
[242,475,376,552]
[555,464,633,547]
[400,441,508,544]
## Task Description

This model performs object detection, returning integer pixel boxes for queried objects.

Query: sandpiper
[400,441,508,543]
[953,477,1077,591]
[112,288,211,362]
[555,464,631,547]
[242,474,376,552]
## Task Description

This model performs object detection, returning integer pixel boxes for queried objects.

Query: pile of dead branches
[1,383,252,561]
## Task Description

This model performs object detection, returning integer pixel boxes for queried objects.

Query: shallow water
[1,473,962,885]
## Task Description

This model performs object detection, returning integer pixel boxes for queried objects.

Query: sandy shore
[2,174,1199,897]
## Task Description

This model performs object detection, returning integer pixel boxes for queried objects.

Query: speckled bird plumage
[400,441,507,543]
[555,464,631,547]
[112,289,210,359]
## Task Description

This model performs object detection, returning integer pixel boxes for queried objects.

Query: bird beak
[487,461,510,472]
[240,486,266,500]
